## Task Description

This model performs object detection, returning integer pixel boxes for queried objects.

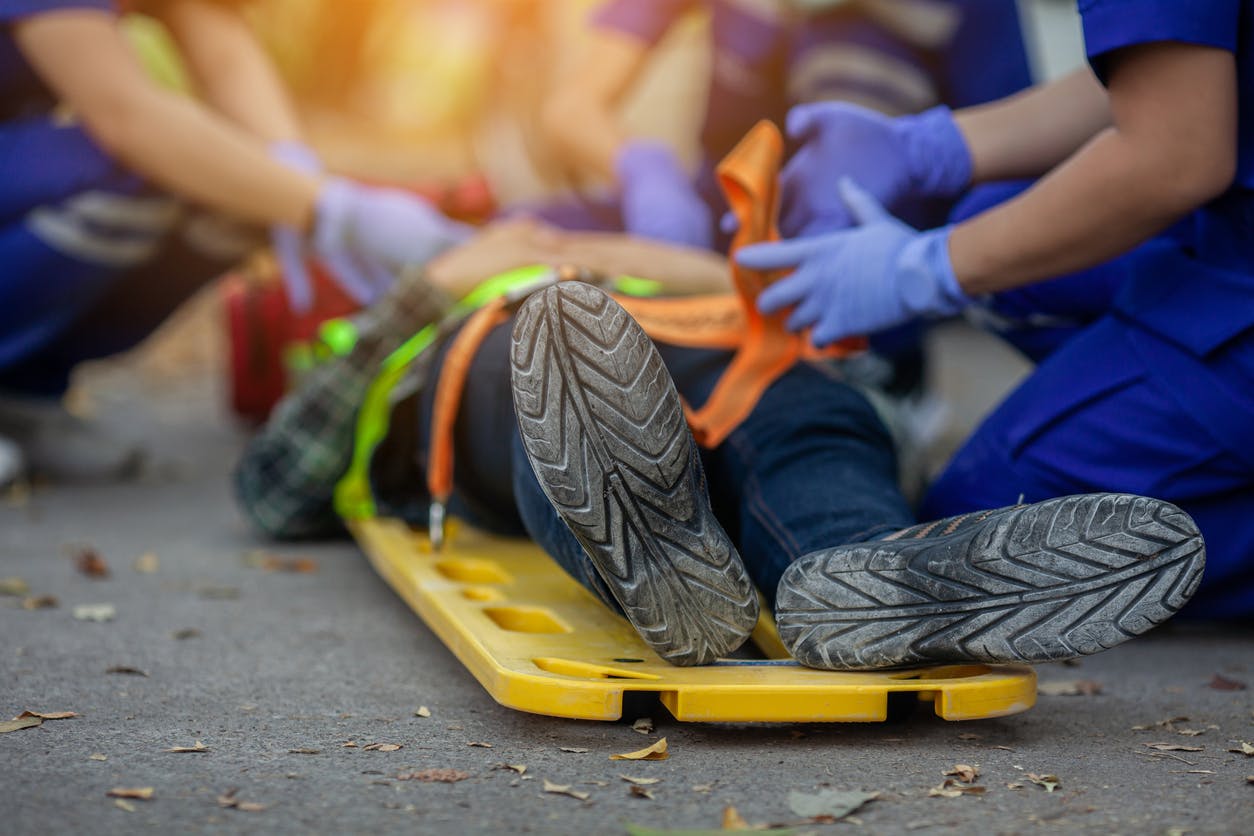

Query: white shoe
[0,394,141,483]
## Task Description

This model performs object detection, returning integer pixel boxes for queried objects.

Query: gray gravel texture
[2,324,1251,835]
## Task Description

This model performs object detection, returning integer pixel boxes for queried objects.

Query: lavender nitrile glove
[269,140,323,312]
[738,179,968,346]
[313,179,473,306]
[778,103,972,238]
[615,140,714,250]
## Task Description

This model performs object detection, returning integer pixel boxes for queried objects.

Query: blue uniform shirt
[591,0,1029,167]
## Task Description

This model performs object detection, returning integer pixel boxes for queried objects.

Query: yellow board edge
[350,516,1037,723]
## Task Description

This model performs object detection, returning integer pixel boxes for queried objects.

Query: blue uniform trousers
[0,115,249,395]
[924,185,1254,618]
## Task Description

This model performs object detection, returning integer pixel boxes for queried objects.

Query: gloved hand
[313,178,473,306]
[269,140,323,312]
[737,179,969,346]
[778,103,972,238]
[615,140,714,250]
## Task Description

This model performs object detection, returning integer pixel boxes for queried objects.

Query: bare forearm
[544,95,627,182]
[955,68,1111,183]
[542,31,647,182]
[16,11,318,228]
[426,219,729,297]
[950,44,1237,296]
[950,130,1185,293]
[103,88,318,227]
[551,231,729,293]
[160,0,301,142]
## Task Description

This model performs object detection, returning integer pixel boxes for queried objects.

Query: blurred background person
[0,0,469,485]
[530,0,1034,252]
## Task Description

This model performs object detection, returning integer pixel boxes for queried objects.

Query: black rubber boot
[510,281,758,666]
[776,493,1205,671]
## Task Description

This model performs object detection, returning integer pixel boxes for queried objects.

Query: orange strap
[680,120,864,448]
[426,300,510,503]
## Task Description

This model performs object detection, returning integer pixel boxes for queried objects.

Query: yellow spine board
[351,517,1037,723]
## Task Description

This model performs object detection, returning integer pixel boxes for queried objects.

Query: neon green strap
[333,266,553,520]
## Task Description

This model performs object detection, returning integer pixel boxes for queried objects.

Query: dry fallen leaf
[342,741,358,748]
[415,706,431,718]
[542,779,589,801]
[90,753,108,762]
[0,715,43,734]
[1006,782,1024,790]
[558,747,588,754]
[74,547,110,579]
[722,806,750,830]
[788,788,881,819]
[1132,715,1190,731]
[499,764,527,775]
[133,553,159,574]
[18,710,77,720]
[1027,773,1060,793]
[943,764,980,783]
[610,737,668,761]
[267,556,318,573]
[957,733,982,741]
[691,783,713,793]
[929,780,986,798]
[217,789,266,812]
[620,775,661,786]
[166,740,208,753]
[105,666,148,677]
[1175,728,1207,737]
[628,784,655,800]
[107,788,154,800]
[0,577,30,596]
[632,717,654,735]
[1208,674,1247,691]
[21,595,58,610]
[1228,742,1254,756]
[1145,743,1204,752]
[114,799,136,813]
[467,741,493,748]
[363,743,403,752]
[397,769,471,783]
[1038,680,1102,697]
[73,603,116,622]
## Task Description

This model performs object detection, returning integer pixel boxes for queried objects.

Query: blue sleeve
[1,0,114,25]
[590,0,699,47]
[1079,0,1241,82]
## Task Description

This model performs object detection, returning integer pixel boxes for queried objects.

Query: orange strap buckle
[644,120,864,449]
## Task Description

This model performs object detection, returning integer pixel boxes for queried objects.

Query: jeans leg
[702,362,914,607]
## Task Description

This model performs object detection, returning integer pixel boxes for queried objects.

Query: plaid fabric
[233,268,451,539]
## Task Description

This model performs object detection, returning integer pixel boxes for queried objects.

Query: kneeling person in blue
[0,0,471,485]
[735,0,1254,618]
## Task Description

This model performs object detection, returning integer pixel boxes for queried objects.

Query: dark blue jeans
[416,318,913,610]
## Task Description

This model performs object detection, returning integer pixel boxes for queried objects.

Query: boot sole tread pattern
[776,493,1205,670]
[510,282,758,666]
